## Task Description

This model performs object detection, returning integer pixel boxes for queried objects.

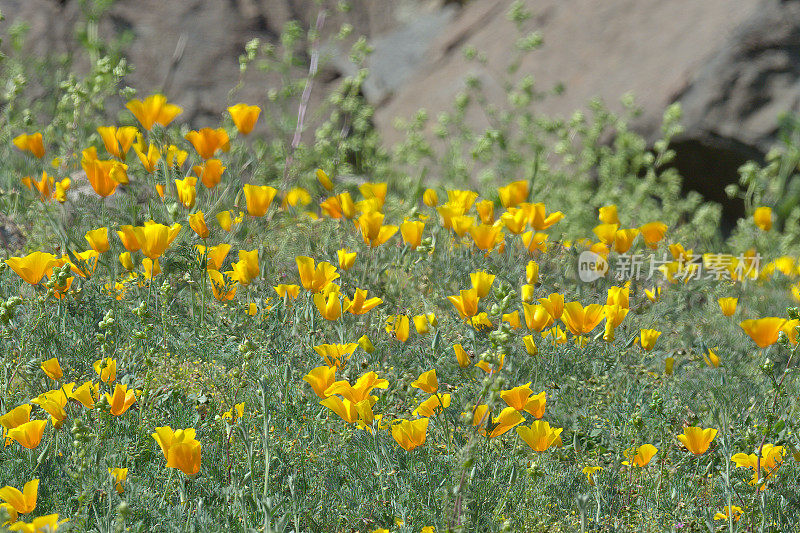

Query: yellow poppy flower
[583,466,603,486]
[320,192,356,219]
[731,443,784,489]
[22,171,67,202]
[358,335,375,354]
[526,261,539,285]
[713,297,737,318]
[324,371,388,404]
[12,133,45,158]
[639,329,662,351]
[639,221,668,249]
[31,388,69,428]
[606,285,629,309]
[273,284,300,299]
[753,206,772,231]
[386,315,411,342]
[0,479,38,514]
[677,426,717,455]
[105,384,136,416]
[142,258,161,280]
[523,335,537,355]
[313,343,359,367]
[5,252,60,286]
[391,418,429,451]
[613,228,639,253]
[335,248,356,271]
[521,230,548,254]
[208,270,237,301]
[342,288,382,315]
[230,249,259,286]
[81,147,128,197]
[499,382,534,411]
[220,402,245,421]
[68,381,98,409]
[517,420,563,451]
[93,357,117,383]
[525,203,564,231]
[152,427,201,476]
[483,406,524,438]
[644,286,662,302]
[295,256,339,292]
[411,369,438,394]
[313,289,342,321]
[356,212,398,247]
[537,293,564,321]
[400,220,425,249]
[562,302,605,336]
[476,199,495,224]
[704,347,721,368]
[593,223,619,245]
[126,94,182,131]
[134,141,161,173]
[188,211,210,239]
[108,468,128,494]
[622,444,658,467]
[62,250,99,278]
[227,103,261,135]
[413,394,450,418]
[498,180,529,208]
[311,169,332,192]
[1,405,31,447]
[303,366,337,399]
[174,176,197,208]
[191,159,225,189]
[469,271,496,299]
[713,506,743,521]
[598,204,619,225]
[97,126,137,160]
[358,182,387,207]
[447,190,479,214]
[243,184,277,217]
[84,227,109,253]
[194,244,229,272]
[413,314,434,335]
[185,128,229,160]
[447,288,480,319]
[469,222,504,252]
[415,189,439,211]
[453,344,471,368]
[40,358,62,381]
[8,420,47,449]
[740,317,787,348]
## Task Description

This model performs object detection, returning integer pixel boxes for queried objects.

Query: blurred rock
[372,0,800,223]
[0,0,445,130]
[0,212,25,252]
[3,0,800,223]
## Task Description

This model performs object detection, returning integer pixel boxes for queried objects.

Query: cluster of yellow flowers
[5,91,800,530]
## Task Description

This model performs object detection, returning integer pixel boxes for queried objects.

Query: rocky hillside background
[3,0,800,221]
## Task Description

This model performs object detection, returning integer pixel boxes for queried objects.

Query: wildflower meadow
[3,3,800,532]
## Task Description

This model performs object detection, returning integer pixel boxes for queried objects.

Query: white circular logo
[578,251,608,282]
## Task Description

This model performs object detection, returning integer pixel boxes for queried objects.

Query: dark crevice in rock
[669,135,764,234]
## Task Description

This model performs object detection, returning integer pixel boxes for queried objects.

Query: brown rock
[373,0,800,223]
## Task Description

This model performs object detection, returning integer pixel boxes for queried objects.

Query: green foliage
[2,3,800,533]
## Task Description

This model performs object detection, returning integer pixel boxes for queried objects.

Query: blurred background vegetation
[1,0,800,256]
